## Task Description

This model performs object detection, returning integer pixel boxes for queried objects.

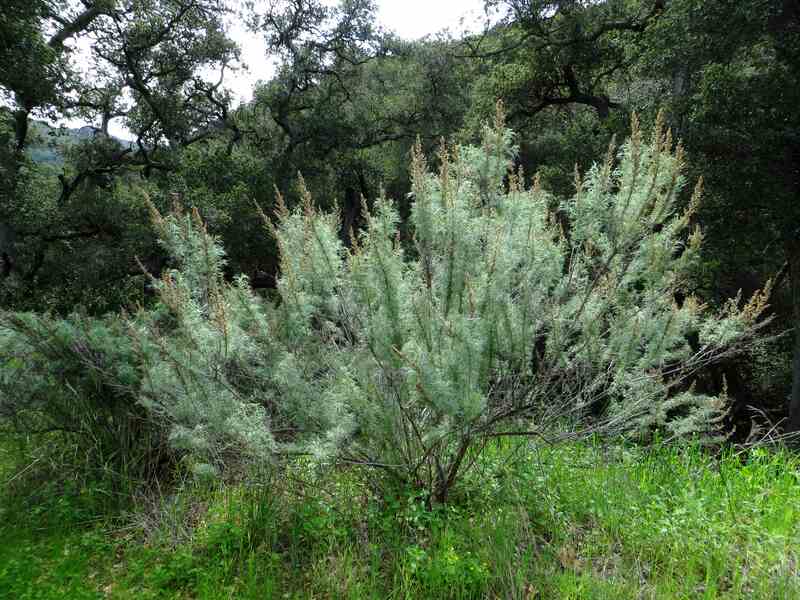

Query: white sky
[229,0,488,103]
[79,0,489,139]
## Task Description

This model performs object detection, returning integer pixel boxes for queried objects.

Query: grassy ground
[1,439,799,599]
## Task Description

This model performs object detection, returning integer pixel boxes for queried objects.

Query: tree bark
[2,106,30,279]
[13,107,29,155]
[787,239,800,431]
[47,5,104,51]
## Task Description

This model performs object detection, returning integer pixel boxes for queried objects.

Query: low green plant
[4,441,798,599]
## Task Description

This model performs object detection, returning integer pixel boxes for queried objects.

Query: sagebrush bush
[0,106,769,501]
[261,107,769,501]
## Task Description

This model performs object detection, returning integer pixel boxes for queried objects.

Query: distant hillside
[26,120,130,165]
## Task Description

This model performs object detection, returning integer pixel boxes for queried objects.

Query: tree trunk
[787,240,800,431]
[340,168,369,246]
[1,106,29,279]
[0,222,15,275]
[13,108,29,155]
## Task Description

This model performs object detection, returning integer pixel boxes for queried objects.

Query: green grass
[2,439,799,599]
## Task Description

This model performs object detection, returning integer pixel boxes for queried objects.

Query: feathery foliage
[0,106,768,500]
[260,106,767,501]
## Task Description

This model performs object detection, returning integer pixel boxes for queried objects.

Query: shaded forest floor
[2,440,799,599]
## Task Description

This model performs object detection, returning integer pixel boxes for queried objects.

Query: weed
[2,440,799,599]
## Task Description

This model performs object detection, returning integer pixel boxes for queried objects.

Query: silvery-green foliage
[131,196,360,474]
[0,107,769,495]
[132,206,279,474]
[267,107,767,501]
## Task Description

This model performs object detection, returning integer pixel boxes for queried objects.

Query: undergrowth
[2,439,799,599]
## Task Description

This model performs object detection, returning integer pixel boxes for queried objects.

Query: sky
[220,0,488,103]
[77,0,489,139]
[378,0,487,39]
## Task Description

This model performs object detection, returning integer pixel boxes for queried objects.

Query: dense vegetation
[1,1,799,598]
[3,441,800,598]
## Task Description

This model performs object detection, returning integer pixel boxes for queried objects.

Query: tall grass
[2,439,799,599]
